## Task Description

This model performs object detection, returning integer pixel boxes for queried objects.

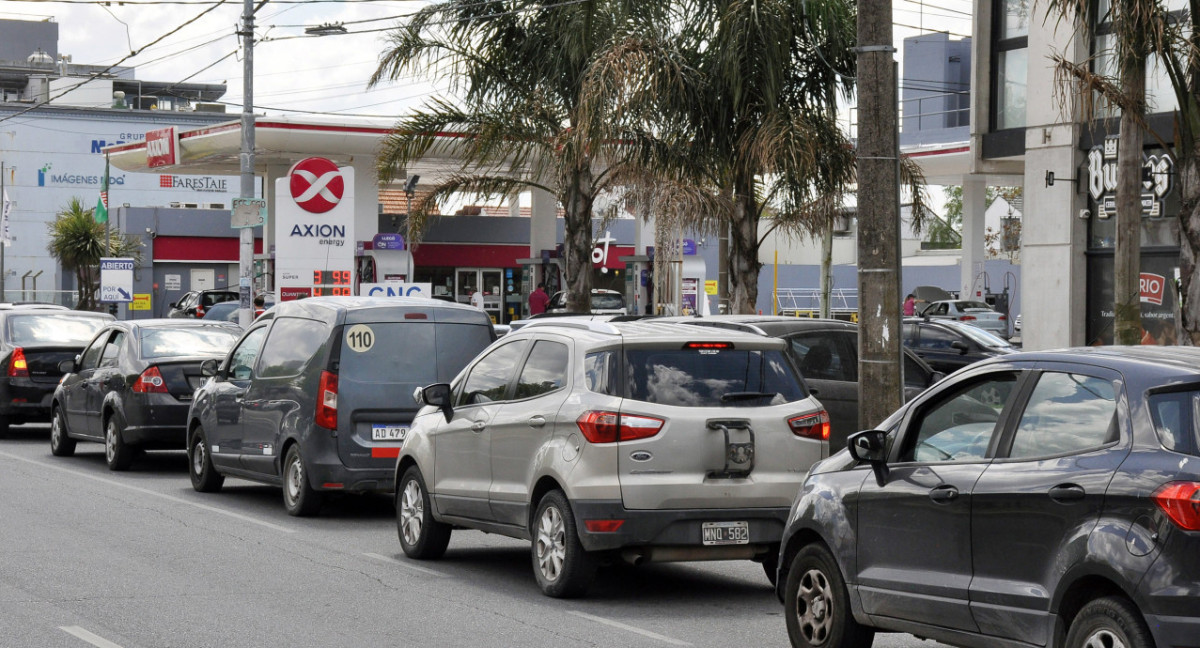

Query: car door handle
[1048,484,1086,503]
[929,484,959,503]
[471,420,487,432]
[527,415,546,428]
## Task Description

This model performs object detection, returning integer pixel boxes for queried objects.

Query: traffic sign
[232,198,267,228]
[99,257,134,303]
[289,157,344,214]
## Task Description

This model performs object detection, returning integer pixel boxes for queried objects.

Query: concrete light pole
[855,0,904,429]
[237,0,256,327]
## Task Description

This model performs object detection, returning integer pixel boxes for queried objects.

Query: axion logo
[147,138,172,158]
[288,157,344,214]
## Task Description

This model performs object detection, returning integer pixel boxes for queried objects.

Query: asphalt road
[0,425,944,648]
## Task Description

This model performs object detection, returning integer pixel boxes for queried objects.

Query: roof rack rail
[521,318,621,335]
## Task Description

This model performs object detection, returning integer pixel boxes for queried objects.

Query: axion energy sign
[145,127,179,168]
[275,157,355,297]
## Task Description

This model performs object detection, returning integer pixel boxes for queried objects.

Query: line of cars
[7,298,1196,648]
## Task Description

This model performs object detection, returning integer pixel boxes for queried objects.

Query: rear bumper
[1144,614,1200,648]
[304,437,395,494]
[120,399,191,449]
[570,499,789,554]
[0,378,57,421]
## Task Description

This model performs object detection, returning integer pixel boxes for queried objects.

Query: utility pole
[0,161,8,302]
[237,0,256,327]
[855,0,903,430]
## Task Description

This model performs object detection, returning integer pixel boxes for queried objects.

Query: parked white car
[918,299,1010,338]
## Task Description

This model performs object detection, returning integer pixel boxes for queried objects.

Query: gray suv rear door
[616,340,823,510]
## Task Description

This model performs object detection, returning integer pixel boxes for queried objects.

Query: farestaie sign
[145,127,179,168]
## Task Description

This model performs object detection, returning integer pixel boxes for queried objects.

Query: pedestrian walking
[528,282,550,316]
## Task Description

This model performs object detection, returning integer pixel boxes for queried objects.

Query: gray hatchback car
[185,297,495,516]
[395,318,830,597]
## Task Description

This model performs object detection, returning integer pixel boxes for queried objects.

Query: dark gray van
[185,297,496,516]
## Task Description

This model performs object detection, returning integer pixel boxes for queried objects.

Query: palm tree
[369,0,675,313]
[47,197,141,310]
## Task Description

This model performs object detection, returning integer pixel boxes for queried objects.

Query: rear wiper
[721,391,776,402]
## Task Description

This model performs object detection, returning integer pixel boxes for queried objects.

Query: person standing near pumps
[528,282,549,316]
[469,288,485,311]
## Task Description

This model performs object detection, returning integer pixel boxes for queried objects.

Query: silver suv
[394,319,829,597]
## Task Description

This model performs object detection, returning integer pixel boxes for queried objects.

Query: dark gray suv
[777,347,1200,648]
[186,297,495,516]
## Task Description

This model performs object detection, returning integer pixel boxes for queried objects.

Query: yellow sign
[130,294,152,311]
[705,280,718,296]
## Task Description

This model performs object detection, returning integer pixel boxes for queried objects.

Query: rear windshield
[339,322,494,384]
[593,293,625,310]
[954,323,1013,349]
[1148,391,1200,456]
[959,301,992,311]
[8,315,108,346]
[624,347,805,407]
[140,327,241,359]
[202,292,239,307]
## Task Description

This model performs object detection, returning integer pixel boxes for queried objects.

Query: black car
[0,307,113,436]
[777,347,1200,648]
[168,289,239,318]
[678,316,942,450]
[902,316,1015,375]
[49,320,241,470]
[186,297,495,516]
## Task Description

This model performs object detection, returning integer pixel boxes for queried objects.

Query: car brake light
[584,519,625,532]
[959,315,976,322]
[576,411,664,443]
[315,370,338,430]
[789,411,830,440]
[1153,482,1200,530]
[195,305,205,318]
[132,366,168,393]
[998,315,1007,320]
[684,342,734,350]
[7,347,28,378]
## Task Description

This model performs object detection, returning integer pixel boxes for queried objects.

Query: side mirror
[420,383,454,421]
[930,371,947,385]
[847,429,889,486]
[951,340,969,355]
[200,359,219,377]
[58,359,76,373]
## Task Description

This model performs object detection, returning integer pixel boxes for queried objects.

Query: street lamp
[305,23,347,36]
[403,174,420,222]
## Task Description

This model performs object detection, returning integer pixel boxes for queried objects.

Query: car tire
[282,444,322,517]
[49,406,76,457]
[785,544,874,648]
[396,465,451,559]
[104,412,134,471]
[531,490,595,598]
[0,414,9,438]
[1065,597,1152,648]
[189,424,225,493]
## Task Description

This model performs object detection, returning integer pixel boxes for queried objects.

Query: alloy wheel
[1082,630,1128,648]
[105,422,117,463]
[796,568,834,645]
[399,479,424,546]
[535,504,566,582]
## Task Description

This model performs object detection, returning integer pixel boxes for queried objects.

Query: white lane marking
[59,626,125,648]
[568,611,692,646]
[0,452,295,534]
[362,552,446,577]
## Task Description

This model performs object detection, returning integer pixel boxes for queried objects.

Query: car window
[901,372,1020,462]
[458,340,529,406]
[227,326,268,380]
[960,301,992,311]
[933,303,949,315]
[202,292,238,307]
[140,327,240,359]
[256,318,329,378]
[7,315,109,346]
[624,347,805,407]
[339,322,493,385]
[1148,391,1200,456]
[903,353,931,387]
[915,324,959,350]
[1007,372,1118,459]
[592,293,625,310]
[953,324,1013,349]
[99,332,126,368]
[584,350,618,395]
[79,332,110,371]
[903,323,919,345]
[514,341,569,399]
[789,333,854,382]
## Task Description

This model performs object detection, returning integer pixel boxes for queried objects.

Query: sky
[2,0,973,122]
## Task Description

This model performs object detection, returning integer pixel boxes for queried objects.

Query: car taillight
[132,366,168,393]
[1153,482,1200,530]
[998,315,1007,320]
[789,411,830,440]
[576,411,664,443]
[7,347,28,378]
[195,306,205,318]
[959,315,977,322]
[315,370,338,430]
